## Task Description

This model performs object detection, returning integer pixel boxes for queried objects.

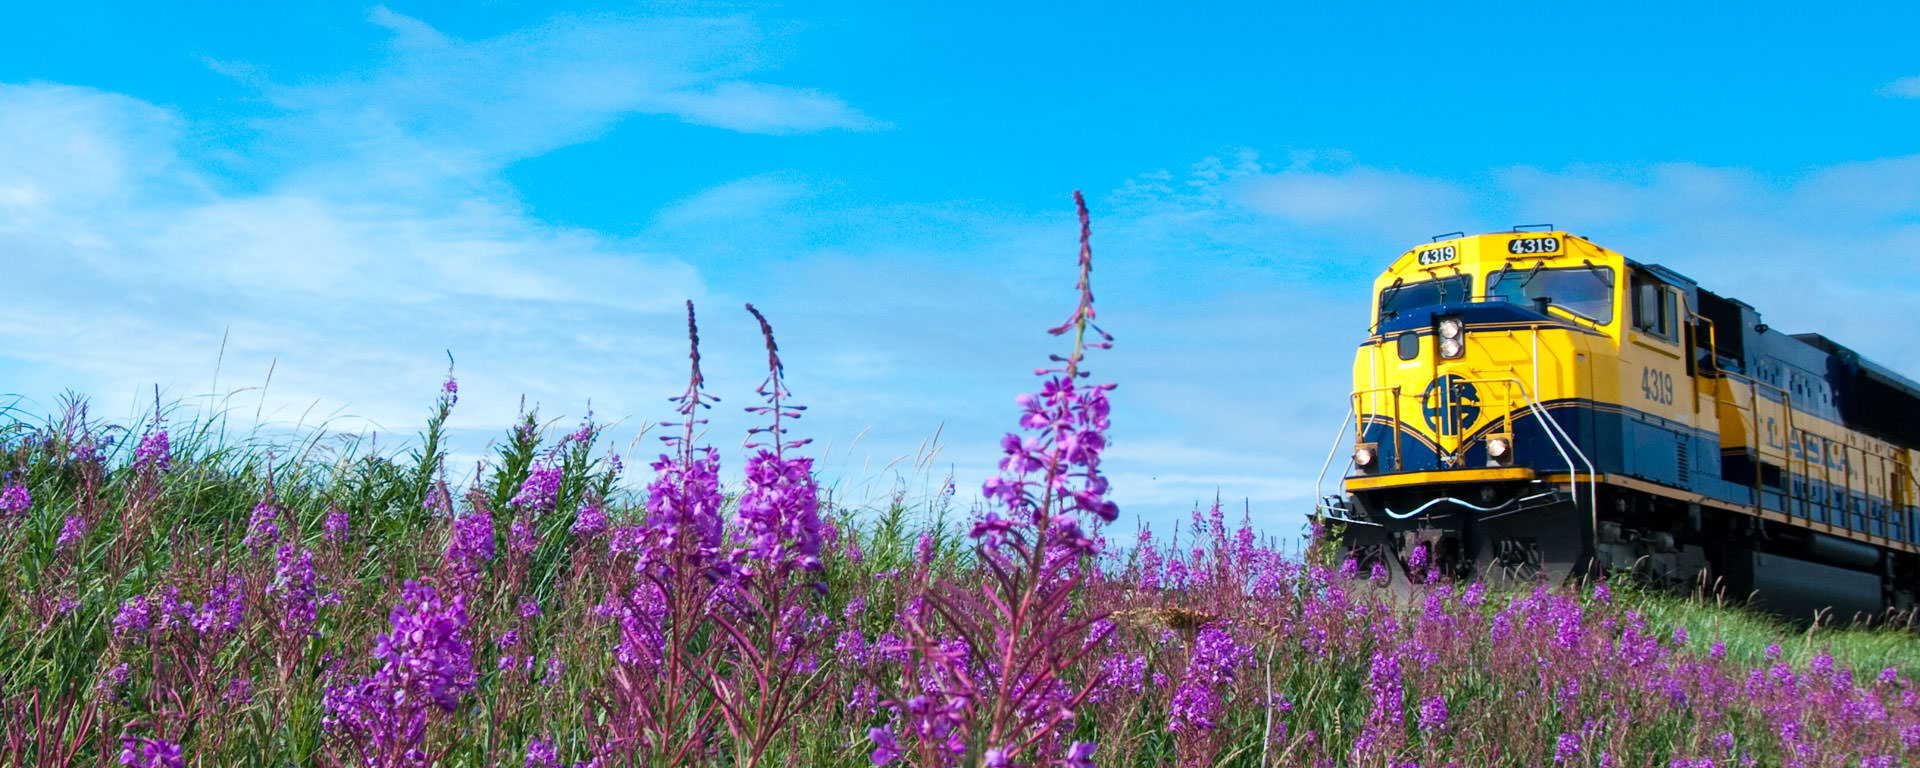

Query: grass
[2,391,1919,767]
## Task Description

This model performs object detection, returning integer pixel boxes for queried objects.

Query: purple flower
[324,508,350,542]
[734,449,825,578]
[1169,624,1252,734]
[1353,649,1405,758]
[526,736,559,768]
[511,463,563,514]
[243,501,281,552]
[0,484,29,516]
[571,502,608,538]
[509,518,538,556]
[55,514,87,551]
[133,429,170,471]
[914,531,936,567]
[227,676,254,705]
[447,508,496,581]
[1094,653,1147,702]
[1764,643,1782,661]
[1417,695,1448,731]
[117,735,183,768]
[269,545,323,637]
[1065,741,1097,768]
[868,727,901,766]
[442,376,459,405]
[192,575,246,638]
[1554,732,1581,764]
[635,450,726,576]
[424,481,452,515]
[322,581,474,754]
[112,596,155,640]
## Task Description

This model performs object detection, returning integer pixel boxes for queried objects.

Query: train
[1316,227,1920,620]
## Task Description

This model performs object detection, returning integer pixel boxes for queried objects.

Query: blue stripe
[1353,399,1920,544]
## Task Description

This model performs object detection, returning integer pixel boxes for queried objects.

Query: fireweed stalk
[592,300,730,766]
[703,303,831,768]
[880,191,1117,767]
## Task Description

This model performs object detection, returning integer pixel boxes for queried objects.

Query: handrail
[1717,368,1794,513]
[1313,404,1355,507]
[1443,376,1598,527]
[1349,384,1404,470]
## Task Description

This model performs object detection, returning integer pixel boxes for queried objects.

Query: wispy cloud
[654,174,811,229]
[1238,165,1465,230]
[1880,76,1920,98]
[232,7,879,195]
[655,82,883,135]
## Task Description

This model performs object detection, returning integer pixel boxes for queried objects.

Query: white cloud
[237,8,877,197]
[655,82,881,135]
[654,174,810,229]
[1880,76,1920,98]
[1236,164,1466,230]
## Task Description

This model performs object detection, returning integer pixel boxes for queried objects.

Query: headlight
[1437,317,1463,339]
[1438,337,1464,359]
[1353,444,1376,468]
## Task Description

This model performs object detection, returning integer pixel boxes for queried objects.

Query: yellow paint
[1354,231,1625,463]
[1344,467,1536,491]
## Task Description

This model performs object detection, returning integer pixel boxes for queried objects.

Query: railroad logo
[1421,375,1481,436]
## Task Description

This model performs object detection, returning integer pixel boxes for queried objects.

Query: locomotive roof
[1791,332,1920,403]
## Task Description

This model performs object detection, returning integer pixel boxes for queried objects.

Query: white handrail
[1313,403,1356,505]
[1495,375,1599,532]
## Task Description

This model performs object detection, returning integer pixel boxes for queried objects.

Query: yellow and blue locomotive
[1320,228,1920,619]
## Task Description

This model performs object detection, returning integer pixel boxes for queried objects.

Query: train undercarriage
[1327,478,1918,623]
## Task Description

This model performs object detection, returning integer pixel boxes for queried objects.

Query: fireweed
[4,196,1920,768]
[874,191,1119,768]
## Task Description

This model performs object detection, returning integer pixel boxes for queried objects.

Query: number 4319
[1641,366,1674,405]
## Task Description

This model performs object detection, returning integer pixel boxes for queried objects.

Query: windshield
[1484,265,1616,324]
[1377,275,1471,322]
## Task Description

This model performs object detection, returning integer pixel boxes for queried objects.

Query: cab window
[1377,275,1471,322]
[1631,272,1679,342]
[1483,266,1615,324]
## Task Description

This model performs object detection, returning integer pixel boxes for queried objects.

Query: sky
[2,1,1917,542]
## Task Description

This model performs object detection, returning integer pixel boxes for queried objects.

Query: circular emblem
[1421,375,1481,436]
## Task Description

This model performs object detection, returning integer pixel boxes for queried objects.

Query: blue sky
[3,2,1917,540]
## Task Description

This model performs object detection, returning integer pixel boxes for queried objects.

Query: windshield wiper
[1488,265,1512,293]
[1376,277,1406,321]
[1517,260,1546,288]
[1580,258,1613,287]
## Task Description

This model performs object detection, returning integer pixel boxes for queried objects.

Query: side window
[1631,272,1678,342]
[1659,287,1679,340]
